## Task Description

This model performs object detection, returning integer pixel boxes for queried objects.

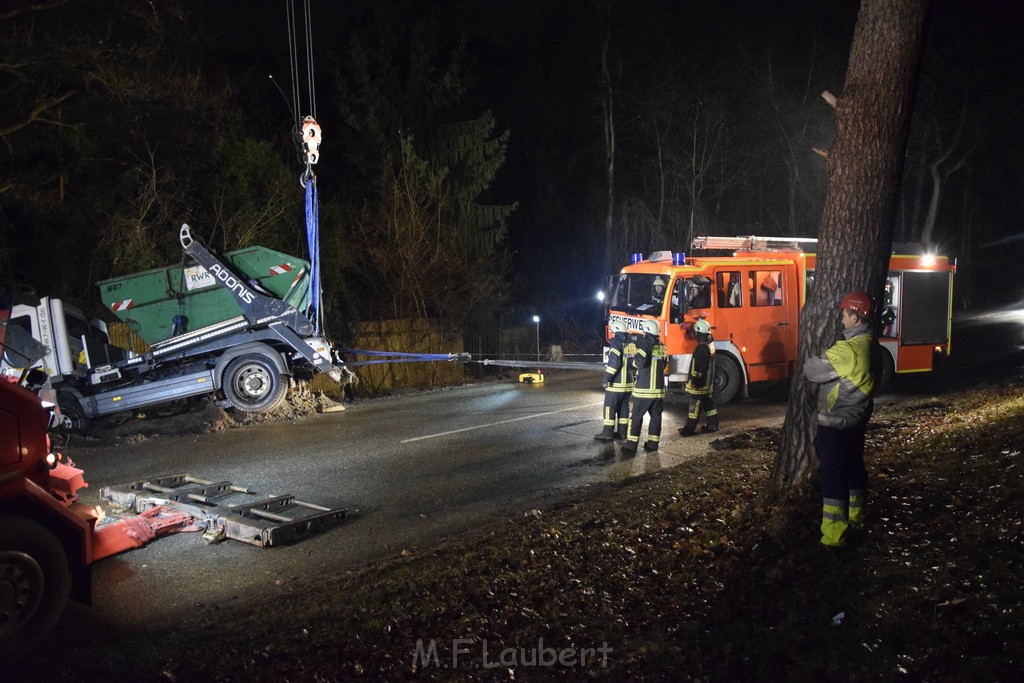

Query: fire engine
[607,235,956,404]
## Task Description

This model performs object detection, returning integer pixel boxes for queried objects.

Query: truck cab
[1,294,123,386]
[607,237,955,404]
[0,379,95,661]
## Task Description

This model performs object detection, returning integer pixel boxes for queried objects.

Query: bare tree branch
[0,0,67,22]
[0,90,75,137]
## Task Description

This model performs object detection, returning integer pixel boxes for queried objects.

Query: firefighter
[622,319,667,453]
[651,277,666,306]
[803,291,877,547]
[678,318,719,436]
[595,320,633,442]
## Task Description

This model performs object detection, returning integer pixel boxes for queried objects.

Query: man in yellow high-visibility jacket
[803,291,878,547]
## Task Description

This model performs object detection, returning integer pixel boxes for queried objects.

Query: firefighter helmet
[653,277,666,288]
[609,320,627,334]
[641,319,660,336]
[839,291,874,320]
[693,319,712,335]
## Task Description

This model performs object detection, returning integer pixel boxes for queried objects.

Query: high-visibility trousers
[814,424,868,546]
[627,397,663,444]
[601,389,631,434]
[681,392,719,432]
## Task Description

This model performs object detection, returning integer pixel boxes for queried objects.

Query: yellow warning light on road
[519,372,544,384]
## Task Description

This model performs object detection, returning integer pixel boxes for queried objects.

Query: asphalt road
[62,371,788,631]
[59,305,1024,633]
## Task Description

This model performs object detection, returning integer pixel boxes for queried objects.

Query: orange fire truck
[607,235,956,403]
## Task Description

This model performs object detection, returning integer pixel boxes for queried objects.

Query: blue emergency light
[630,252,644,264]
[673,252,686,266]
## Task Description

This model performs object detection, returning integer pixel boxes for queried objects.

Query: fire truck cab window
[750,270,783,307]
[683,277,711,312]
[611,273,667,315]
[670,279,684,323]
[717,271,742,308]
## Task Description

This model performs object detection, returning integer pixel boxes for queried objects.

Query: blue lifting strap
[305,175,322,334]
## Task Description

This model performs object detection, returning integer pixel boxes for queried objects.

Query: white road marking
[401,401,604,443]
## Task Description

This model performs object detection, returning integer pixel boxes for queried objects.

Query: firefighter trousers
[814,424,868,546]
[680,393,719,434]
[601,389,631,436]
[627,397,663,445]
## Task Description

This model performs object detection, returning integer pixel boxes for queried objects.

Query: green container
[98,246,310,345]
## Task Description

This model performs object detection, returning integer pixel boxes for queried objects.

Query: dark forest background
[2,0,1021,347]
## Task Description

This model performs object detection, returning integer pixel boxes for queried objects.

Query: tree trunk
[599,1,616,279]
[771,0,930,488]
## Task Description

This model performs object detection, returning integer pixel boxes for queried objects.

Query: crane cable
[285,0,323,334]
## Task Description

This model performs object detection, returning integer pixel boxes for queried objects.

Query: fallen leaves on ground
[17,381,1024,681]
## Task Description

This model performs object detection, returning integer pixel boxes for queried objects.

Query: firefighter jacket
[603,334,633,392]
[685,340,716,396]
[803,323,875,429]
[631,334,667,399]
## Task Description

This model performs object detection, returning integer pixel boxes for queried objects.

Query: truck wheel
[57,392,91,432]
[0,517,71,661]
[223,353,287,413]
[712,354,742,405]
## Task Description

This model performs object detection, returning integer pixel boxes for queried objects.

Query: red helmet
[838,291,874,319]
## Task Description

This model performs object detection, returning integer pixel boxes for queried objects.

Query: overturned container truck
[1,224,353,428]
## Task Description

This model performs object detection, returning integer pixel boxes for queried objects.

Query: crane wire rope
[285,0,323,335]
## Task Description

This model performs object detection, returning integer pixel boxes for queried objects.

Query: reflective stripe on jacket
[604,336,633,391]
[632,335,667,399]
[803,324,875,429]
[685,341,716,396]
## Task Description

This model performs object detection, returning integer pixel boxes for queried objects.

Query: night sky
[4,0,1023,323]
[218,0,1022,312]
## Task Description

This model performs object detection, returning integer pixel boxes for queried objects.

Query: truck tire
[712,354,742,405]
[57,392,91,432]
[223,353,287,413]
[0,517,71,661]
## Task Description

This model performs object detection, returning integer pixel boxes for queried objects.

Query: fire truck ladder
[100,474,349,547]
[691,235,819,252]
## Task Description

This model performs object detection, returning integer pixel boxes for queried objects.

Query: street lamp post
[532,315,540,362]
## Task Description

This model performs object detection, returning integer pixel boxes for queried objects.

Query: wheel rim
[232,363,272,404]
[714,369,728,394]
[0,551,45,636]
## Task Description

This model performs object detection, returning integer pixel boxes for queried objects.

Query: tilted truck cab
[0,224,354,429]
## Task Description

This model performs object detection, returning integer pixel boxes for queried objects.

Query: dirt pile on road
[60,388,346,448]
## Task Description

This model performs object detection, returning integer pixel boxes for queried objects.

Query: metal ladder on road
[100,474,349,547]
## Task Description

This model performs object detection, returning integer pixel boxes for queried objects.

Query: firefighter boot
[615,427,628,440]
[643,440,659,452]
[678,419,697,437]
[621,439,638,454]
[594,426,616,442]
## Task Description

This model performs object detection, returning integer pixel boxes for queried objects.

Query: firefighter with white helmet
[651,277,667,306]
[678,318,719,436]
[623,318,667,453]
[595,319,633,442]
[803,290,878,547]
